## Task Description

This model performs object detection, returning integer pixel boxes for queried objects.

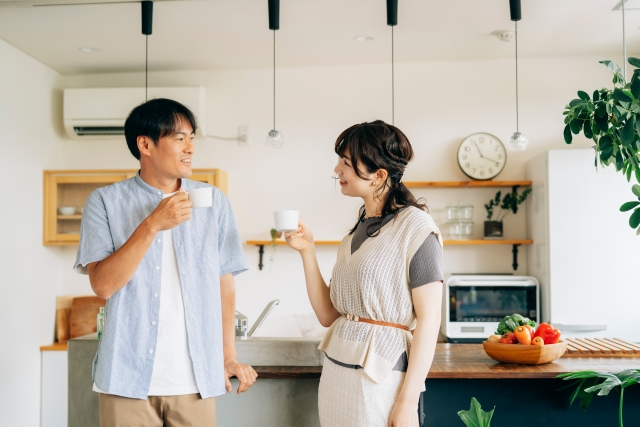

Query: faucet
[235,299,280,338]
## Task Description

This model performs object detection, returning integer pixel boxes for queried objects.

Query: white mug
[273,210,299,232]
[187,187,213,208]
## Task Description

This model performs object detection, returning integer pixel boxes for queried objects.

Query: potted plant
[269,228,282,266]
[563,57,640,233]
[483,188,532,239]
[557,369,640,427]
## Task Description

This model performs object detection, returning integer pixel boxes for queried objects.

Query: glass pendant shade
[508,131,528,151]
[265,129,284,148]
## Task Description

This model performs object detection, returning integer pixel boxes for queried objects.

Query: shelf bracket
[511,244,521,270]
[257,245,265,270]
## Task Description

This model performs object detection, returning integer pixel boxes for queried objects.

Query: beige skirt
[318,358,405,427]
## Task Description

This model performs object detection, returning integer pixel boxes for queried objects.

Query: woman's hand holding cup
[284,220,314,253]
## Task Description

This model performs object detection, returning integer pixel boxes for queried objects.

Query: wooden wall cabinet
[43,169,227,246]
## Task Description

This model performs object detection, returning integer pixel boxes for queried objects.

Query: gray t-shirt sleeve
[408,232,443,288]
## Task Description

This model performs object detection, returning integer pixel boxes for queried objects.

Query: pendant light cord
[145,34,149,102]
[515,20,519,133]
[273,29,276,130]
[623,0,627,82]
[391,25,395,126]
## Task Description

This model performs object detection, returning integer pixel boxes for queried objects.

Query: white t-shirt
[94,193,199,396]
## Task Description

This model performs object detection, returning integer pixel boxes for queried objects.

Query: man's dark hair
[124,98,198,160]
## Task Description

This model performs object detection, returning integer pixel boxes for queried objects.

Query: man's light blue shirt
[74,173,247,399]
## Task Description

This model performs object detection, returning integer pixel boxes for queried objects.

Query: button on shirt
[74,173,248,399]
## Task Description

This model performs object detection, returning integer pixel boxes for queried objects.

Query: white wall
[0,44,624,425]
[0,39,65,426]
[56,56,608,336]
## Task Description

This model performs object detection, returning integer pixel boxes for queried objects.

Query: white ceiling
[0,0,639,75]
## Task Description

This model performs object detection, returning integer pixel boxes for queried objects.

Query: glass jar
[97,307,105,339]
[459,206,474,221]
[445,206,460,222]
[448,222,462,239]
[461,222,474,238]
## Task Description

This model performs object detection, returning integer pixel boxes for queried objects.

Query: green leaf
[578,91,590,101]
[629,57,640,68]
[613,88,633,103]
[633,184,640,198]
[636,226,640,235]
[593,90,600,102]
[584,121,593,139]
[594,115,609,132]
[620,117,636,146]
[570,120,583,135]
[616,151,624,170]
[596,104,607,118]
[592,122,600,137]
[630,208,640,229]
[599,134,613,150]
[636,168,640,183]
[620,201,640,211]
[632,77,640,99]
[457,398,495,427]
[564,124,573,144]
[600,147,614,162]
[628,165,633,182]
[569,99,584,107]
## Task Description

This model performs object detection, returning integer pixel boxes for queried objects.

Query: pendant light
[387,0,397,125]
[265,0,284,148]
[507,0,528,151]
[141,1,153,102]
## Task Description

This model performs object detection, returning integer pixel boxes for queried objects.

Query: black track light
[265,0,283,147]
[387,0,397,124]
[141,1,153,101]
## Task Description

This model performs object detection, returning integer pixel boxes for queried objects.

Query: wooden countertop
[427,344,640,379]
[255,344,640,379]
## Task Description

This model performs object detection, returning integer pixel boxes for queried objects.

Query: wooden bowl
[482,340,567,365]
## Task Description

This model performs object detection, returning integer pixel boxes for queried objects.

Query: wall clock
[457,133,506,180]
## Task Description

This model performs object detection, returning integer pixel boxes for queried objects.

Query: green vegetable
[495,313,536,335]
[458,397,495,427]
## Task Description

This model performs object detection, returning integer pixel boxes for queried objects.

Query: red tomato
[499,332,517,344]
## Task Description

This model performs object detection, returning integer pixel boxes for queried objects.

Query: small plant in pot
[483,188,532,239]
[269,228,283,265]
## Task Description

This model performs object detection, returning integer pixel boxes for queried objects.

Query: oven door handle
[552,324,608,332]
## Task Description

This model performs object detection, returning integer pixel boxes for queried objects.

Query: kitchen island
[68,336,640,427]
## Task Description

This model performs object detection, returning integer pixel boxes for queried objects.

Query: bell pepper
[514,326,532,345]
[523,324,535,340]
[499,332,517,344]
[534,323,562,344]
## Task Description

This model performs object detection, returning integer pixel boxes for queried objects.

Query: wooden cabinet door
[43,169,227,246]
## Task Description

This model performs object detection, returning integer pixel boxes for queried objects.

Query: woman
[285,120,443,427]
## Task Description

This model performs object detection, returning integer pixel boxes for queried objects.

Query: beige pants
[99,393,216,427]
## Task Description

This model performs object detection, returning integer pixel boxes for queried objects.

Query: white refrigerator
[526,149,640,342]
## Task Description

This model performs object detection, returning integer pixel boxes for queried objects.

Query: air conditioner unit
[63,86,207,139]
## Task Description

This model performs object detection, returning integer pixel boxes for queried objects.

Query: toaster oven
[442,275,540,343]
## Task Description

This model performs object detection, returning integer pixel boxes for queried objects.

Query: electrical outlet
[238,125,251,146]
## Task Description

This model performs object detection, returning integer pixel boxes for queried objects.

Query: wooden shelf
[247,239,532,271]
[444,239,532,245]
[247,239,532,246]
[404,180,531,188]
[57,215,82,220]
[246,240,341,246]
[40,342,68,351]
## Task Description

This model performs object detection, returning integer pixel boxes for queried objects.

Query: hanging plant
[563,58,640,233]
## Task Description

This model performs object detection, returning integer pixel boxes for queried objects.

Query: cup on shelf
[58,206,77,215]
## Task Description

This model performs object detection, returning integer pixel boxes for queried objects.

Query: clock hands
[473,141,500,165]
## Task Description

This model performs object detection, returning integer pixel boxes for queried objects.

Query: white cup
[187,187,213,208]
[273,210,299,232]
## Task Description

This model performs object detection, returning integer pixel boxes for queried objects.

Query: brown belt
[344,314,411,331]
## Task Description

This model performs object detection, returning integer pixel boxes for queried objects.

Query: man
[74,98,256,426]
